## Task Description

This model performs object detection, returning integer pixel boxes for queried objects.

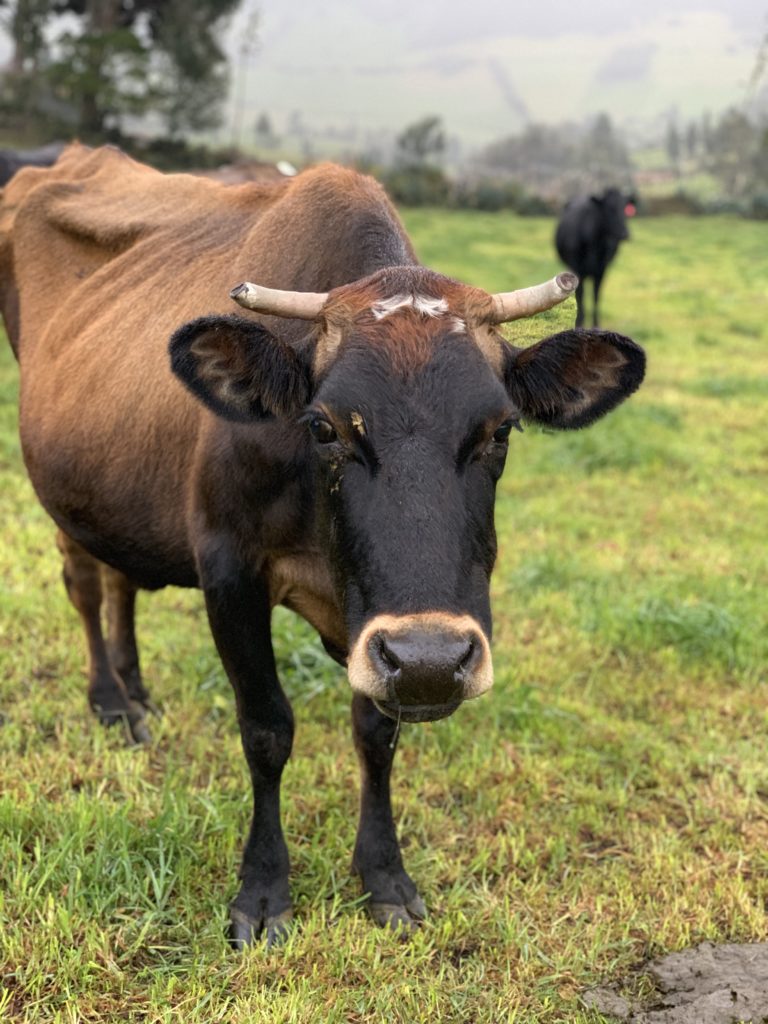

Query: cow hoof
[142,698,163,719]
[97,706,152,745]
[368,894,427,935]
[128,714,152,745]
[229,906,294,950]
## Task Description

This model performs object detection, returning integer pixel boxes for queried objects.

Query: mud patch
[584,942,768,1023]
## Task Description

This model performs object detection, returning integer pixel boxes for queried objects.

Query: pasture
[1,210,767,1023]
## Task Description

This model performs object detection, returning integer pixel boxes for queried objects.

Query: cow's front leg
[200,548,294,949]
[351,694,426,933]
[574,278,586,327]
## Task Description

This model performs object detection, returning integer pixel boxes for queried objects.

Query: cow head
[593,188,635,243]
[170,266,645,722]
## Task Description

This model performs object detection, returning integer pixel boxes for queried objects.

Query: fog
[222,0,765,149]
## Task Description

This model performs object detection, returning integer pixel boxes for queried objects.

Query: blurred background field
[1,209,766,1023]
[1,3,768,216]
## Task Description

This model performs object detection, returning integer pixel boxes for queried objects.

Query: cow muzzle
[347,613,493,723]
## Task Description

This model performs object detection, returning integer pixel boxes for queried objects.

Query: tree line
[379,109,768,218]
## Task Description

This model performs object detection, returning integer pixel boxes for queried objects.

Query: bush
[452,178,528,212]
[123,136,241,172]
[382,165,451,206]
[643,191,704,216]
[745,193,768,220]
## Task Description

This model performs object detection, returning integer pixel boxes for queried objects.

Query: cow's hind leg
[57,530,151,743]
[199,543,294,949]
[102,565,157,714]
[351,694,426,933]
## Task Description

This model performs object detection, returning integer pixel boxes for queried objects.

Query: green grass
[1,212,767,1023]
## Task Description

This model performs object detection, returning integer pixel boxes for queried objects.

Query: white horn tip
[556,271,579,293]
[230,281,258,307]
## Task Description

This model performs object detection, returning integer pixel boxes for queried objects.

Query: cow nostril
[372,634,401,676]
[457,639,476,675]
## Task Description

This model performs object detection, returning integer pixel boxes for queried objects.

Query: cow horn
[230,282,328,320]
[490,272,578,323]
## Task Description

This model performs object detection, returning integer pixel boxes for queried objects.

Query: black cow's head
[170,266,645,722]
[593,188,636,243]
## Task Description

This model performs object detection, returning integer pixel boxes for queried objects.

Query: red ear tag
[625,203,637,217]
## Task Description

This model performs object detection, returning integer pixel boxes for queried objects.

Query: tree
[149,0,239,137]
[748,22,768,95]
[707,108,757,198]
[46,12,152,136]
[580,112,631,187]
[255,111,278,149]
[0,0,241,139]
[666,121,681,177]
[753,125,768,189]
[685,121,698,161]
[701,112,714,155]
[395,115,445,169]
[386,116,449,206]
[482,123,574,180]
[1,0,51,74]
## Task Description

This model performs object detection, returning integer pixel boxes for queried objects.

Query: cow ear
[503,328,645,430]
[169,314,311,422]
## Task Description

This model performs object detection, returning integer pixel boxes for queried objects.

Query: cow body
[555,188,634,327]
[1,145,645,945]
[193,160,295,185]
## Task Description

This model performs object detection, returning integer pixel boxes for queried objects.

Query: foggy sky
[223,0,765,148]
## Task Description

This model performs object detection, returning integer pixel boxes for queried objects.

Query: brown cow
[192,159,294,185]
[0,144,645,946]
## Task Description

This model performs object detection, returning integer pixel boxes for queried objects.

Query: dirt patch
[584,942,768,1023]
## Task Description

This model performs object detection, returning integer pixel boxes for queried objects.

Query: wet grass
[1,212,767,1022]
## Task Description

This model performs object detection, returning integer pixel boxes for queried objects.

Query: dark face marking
[308,324,515,640]
[598,188,632,243]
[305,323,510,716]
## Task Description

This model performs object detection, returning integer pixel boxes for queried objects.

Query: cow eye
[309,417,337,444]
[493,419,522,443]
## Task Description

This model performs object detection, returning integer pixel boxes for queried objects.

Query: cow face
[307,307,508,722]
[170,267,645,722]
[595,188,633,243]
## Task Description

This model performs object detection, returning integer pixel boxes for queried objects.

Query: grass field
[1,211,767,1023]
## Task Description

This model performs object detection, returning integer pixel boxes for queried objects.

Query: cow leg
[351,694,426,933]
[574,278,586,327]
[199,548,294,949]
[57,530,151,744]
[102,565,156,712]
[592,269,605,327]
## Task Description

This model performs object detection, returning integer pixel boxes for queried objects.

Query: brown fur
[314,269,504,376]
[0,146,427,593]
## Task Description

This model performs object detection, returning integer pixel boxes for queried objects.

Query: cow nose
[370,628,481,707]
[347,613,494,722]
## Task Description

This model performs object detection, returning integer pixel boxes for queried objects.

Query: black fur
[555,189,635,328]
[169,314,311,422]
[505,328,646,430]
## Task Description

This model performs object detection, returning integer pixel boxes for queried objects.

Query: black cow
[0,142,65,186]
[555,188,636,327]
[0,145,646,947]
